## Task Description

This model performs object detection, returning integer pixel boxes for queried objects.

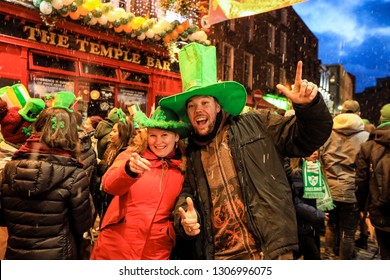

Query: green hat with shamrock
[159,42,247,122]
[18,98,45,122]
[52,91,76,112]
[134,106,190,139]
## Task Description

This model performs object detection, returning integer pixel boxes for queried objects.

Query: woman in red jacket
[90,106,190,260]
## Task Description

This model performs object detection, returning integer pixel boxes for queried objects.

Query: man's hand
[178,197,200,236]
[276,61,318,105]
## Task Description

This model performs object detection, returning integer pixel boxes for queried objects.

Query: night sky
[293,0,390,93]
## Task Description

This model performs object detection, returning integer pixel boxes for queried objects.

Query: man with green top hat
[159,42,333,260]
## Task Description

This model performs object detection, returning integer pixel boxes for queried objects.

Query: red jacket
[91,144,185,260]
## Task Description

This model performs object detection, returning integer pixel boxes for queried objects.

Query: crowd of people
[0,42,389,260]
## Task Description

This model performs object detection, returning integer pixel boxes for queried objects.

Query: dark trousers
[297,229,321,260]
[375,228,390,260]
[327,201,359,259]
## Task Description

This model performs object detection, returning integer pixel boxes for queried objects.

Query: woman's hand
[179,197,200,236]
[128,152,151,173]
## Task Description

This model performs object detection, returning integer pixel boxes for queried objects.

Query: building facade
[327,64,356,114]
[355,76,390,125]
[209,7,321,110]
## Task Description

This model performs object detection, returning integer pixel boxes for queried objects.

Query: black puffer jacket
[0,137,94,259]
[174,95,333,260]
[94,119,114,160]
[356,124,390,231]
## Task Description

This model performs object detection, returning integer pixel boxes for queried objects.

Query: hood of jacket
[333,113,365,136]
[369,124,390,146]
[78,128,93,152]
[94,119,114,140]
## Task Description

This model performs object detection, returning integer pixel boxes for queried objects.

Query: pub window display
[87,83,115,118]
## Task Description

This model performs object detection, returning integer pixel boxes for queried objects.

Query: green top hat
[18,98,45,122]
[52,91,76,112]
[134,106,190,139]
[159,42,247,122]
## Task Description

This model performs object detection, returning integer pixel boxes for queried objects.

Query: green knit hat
[380,103,390,124]
[159,43,247,122]
[134,106,190,139]
[18,98,45,122]
[52,91,76,112]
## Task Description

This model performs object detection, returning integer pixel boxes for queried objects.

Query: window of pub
[118,87,147,114]
[85,82,115,119]
[28,74,75,98]
[0,78,20,88]
[121,70,149,84]
[28,52,77,97]
[80,62,117,118]
[31,52,77,73]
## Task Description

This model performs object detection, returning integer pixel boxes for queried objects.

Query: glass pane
[121,70,149,84]
[118,87,147,114]
[32,53,76,72]
[82,63,117,78]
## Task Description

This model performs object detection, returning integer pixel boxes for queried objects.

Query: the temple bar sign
[22,24,172,71]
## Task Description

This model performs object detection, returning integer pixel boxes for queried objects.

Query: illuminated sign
[262,94,290,110]
[0,14,174,71]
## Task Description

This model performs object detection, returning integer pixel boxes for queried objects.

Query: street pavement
[320,234,380,260]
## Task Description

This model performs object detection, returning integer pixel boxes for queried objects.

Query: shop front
[0,2,182,119]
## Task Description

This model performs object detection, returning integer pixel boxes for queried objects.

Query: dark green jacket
[174,95,333,260]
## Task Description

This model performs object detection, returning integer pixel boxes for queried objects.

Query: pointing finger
[294,61,303,86]
[137,158,151,171]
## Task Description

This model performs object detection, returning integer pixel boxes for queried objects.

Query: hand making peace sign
[276,61,318,105]
[179,197,200,236]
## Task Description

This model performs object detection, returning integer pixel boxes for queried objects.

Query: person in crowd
[83,115,103,155]
[0,101,9,259]
[320,99,369,259]
[94,107,126,160]
[0,102,95,259]
[158,42,333,260]
[84,115,103,132]
[0,98,45,149]
[73,109,100,259]
[356,103,390,259]
[73,110,98,182]
[0,97,45,259]
[290,150,326,260]
[354,118,376,249]
[90,106,190,260]
[97,117,134,222]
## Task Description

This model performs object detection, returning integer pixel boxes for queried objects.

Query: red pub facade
[0,1,182,118]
